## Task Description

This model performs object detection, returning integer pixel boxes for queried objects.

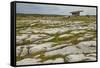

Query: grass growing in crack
[37,54,69,62]
[16,40,33,46]
[16,50,46,61]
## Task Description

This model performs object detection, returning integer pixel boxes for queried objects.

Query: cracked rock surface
[16,15,97,65]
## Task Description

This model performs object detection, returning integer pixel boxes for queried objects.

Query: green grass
[67,16,96,23]
[37,54,69,62]
[16,56,25,61]
[16,50,46,61]
[16,40,33,46]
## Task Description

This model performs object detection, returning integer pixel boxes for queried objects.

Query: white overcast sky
[16,3,96,15]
